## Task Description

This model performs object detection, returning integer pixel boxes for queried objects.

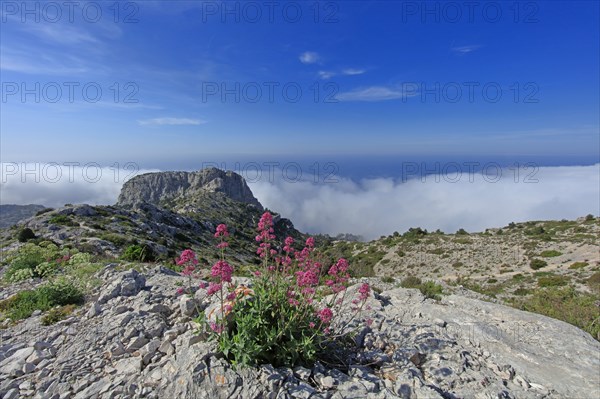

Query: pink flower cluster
[211,260,233,283]
[215,224,229,248]
[215,224,229,238]
[318,308,333,324]
[326,258,350,293]
[256,212,277,258]
[177,249,198,277]
[358,283,371,301]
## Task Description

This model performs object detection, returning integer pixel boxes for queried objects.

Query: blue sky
[1,0,599,170]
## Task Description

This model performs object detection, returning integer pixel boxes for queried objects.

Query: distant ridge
[0,204,46,228]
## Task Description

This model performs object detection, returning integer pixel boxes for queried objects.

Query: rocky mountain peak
[117,168,262,210]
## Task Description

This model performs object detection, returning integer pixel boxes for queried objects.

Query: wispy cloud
[342,68,366,76]
[336,86,418,102]
[318,70,336,79]
[138,117,206,126]
[0,46,90,75]
[451,45,482,54]
[318,68,366,80]
[299,51,320,64]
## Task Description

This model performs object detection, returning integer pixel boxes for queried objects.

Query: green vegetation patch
[539,250,562,258]
[0,279,84,321]
[530,258,548,270]
[537,274,570,288]
[48,215,78,226]
[511,287,600,341]
[569,262,589,270]
[400,276,443,300]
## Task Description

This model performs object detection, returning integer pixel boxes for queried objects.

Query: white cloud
[247,164,600,240]
[451,45,482,54]
[3,163,597,243]
[336,86,418,102]
[0,163,158,207]
[318,68,366,79]
[318,70,336,79]
[0,45,90,75]
[138,117,206,126]
[342,68,366,76]
[299,51,320,64]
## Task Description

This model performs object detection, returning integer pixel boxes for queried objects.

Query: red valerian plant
[176,212,371,368]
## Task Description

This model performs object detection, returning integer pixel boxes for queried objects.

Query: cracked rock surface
[1,266,598,398]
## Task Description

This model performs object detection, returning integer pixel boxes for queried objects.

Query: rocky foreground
[1,266,598,399]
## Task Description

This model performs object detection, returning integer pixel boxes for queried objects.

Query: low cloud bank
[248,164,600,240]
[1,163,598,241]
[0,163,158,208]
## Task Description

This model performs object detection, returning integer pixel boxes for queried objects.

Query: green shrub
[403,227,428,239]
[99,233,130,247]
[456,228,469,235]
[381,276,395,283]
[0,279,83,321]
[17,228,36,242]
[585,214,595,221]
[512,287,600,341]
[48,215,77,226]
[588,272,600,294]
[35,261,58,278]
[121,244,155,262]
[539,250,561,258]
[41,304,77,325]
[419,281,443,300]
[400,276,442,300]
[513,287,531,296]
[400,276,422,289]
[35,208,54,216]
[537,275,570,287]
[4,243,61,282]
[569,262,589,270]
[219,279,322,367]
[530,259,548,270]
[67,252,93,265]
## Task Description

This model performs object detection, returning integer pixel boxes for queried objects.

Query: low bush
[539,250,561,258]
[4,243,65,282]
[419,281,443,300]
[35,208,54,216]
[400,275,422,289]
[513,287,531,296]
[41,304,77,325]
[569,262,589,270]
[512,287,600,341]
[587,272,600,295]
[17,228,36,242]
[0,279,84,321]
[530,259,548,270]
[121,244,155,262]
[99,233,130,247]
[381,276,395,284]
[399,276,442,300]
[48,215,77,226]
[537,275,570,287]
